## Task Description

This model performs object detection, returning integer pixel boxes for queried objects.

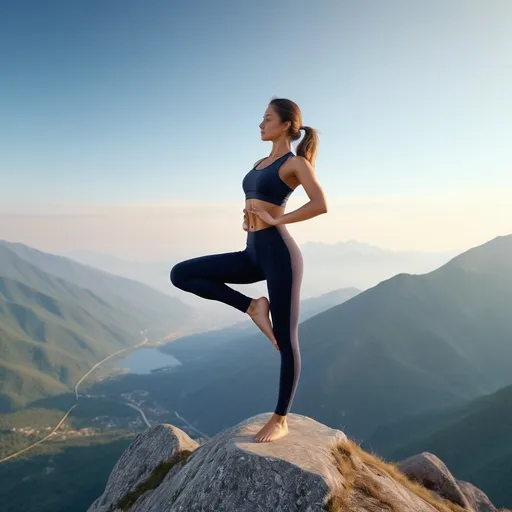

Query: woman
[170,97,328,443]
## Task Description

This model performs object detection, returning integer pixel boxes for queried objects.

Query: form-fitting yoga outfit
[170,152,302,416]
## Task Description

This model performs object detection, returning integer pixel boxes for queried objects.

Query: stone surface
[457,481,498,512]
[88,423,199,512]
[398,452,498,512]
[398,452,472,509]
[127,413,347,512]
[88,413,500,512]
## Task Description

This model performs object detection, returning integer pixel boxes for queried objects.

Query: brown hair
[269,97,319,166]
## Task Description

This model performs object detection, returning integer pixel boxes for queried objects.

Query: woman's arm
[275,157,328,225]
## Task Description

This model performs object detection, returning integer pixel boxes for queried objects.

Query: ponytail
[296,125,319,167]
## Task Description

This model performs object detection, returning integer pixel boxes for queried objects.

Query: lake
[115,347,182,374]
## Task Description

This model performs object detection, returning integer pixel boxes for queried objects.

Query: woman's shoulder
[289,154,307,164]
[284,155,315,180]
[286,154,309,170]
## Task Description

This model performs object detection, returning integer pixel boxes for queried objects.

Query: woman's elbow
[317,200,328,214]
[309,198,328,215]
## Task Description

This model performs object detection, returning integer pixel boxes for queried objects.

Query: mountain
[299,239,457,295]
[159,234,512,441]
[1,241,195,340]
[87,414,501,512]
[0,241,195,411]
[63,240,451,329]
[60,250,270,329]
[158,286,360,366]
[58,249,184,300]
[369,384,512,509]
[300,286,361,319]
[62,240,455,301]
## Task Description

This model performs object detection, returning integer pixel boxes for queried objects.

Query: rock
[126,413,347,512]
[397,453,498,512]
[88,423,199,512]
[397,452,472,509]
[457,481,497,512]
[88,413,500,512]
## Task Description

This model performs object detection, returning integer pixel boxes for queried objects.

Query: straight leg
[253,233,303,442]
[266,238,303,416]
[259,235,304,416]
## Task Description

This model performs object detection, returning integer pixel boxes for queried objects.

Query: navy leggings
[170,225,303,416]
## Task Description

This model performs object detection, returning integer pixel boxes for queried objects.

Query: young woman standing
[170,98,328,442]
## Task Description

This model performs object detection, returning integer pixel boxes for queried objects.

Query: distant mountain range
[63,241,457,297]
[0,239,362,412]
[299,239,459,296]
[159,235,512,443]
[158,285,361,366]
[369,383,512,509]
[0,240,195,411]
[2,233,511,510]
[62,239,455,312]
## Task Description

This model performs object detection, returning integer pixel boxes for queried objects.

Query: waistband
[246,225,292,246]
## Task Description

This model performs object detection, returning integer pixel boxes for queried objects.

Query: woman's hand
[248,206,281,226]
[242,209,249,231]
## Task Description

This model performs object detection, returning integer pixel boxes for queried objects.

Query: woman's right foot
[246,297,279,351]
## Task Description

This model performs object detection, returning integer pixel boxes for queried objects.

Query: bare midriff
[244,198,285,232]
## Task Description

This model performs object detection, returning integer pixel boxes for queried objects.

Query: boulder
[88,413,500,512]
[398,453,497,512]
[88,423,199,512]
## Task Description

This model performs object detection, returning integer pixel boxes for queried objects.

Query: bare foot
[247,297,279,351]
[254,415,289,443]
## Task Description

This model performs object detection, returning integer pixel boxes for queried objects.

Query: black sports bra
[242,152,294,206]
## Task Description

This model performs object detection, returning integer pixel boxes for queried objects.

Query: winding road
[126,403,151,428]
[0,405,77,464]
[74,334,148,400]
[0,330,150,464]
[174,410,210,439]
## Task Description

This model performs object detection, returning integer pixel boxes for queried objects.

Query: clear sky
[1,0,511,259]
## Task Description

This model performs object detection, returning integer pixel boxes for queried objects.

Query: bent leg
[263,238,303,416]
[170,250,264,313]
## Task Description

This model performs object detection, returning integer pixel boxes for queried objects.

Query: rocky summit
[88,413,501,512]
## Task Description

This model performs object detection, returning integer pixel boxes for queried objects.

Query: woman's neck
[269,141,292,158]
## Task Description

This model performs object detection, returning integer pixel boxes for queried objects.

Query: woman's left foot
[246,297,279,352]
[254,415,288,443]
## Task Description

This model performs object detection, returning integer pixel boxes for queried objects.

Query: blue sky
[1,0,510,256]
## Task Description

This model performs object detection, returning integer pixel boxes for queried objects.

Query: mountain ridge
[160,235,512,440]
[0,242,194,410]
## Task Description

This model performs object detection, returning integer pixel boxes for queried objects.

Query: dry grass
[325,438,467,512]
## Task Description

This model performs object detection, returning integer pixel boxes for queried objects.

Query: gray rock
[457,481,497,512]
[88,423,199,512]
[398,452,498,512]
[128,413,347,512]
[398,452,472,509]
[88,414,500,512]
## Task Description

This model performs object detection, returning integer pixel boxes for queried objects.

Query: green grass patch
[117,449,194,510]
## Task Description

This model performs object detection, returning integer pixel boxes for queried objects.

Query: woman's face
[259,105,289,141]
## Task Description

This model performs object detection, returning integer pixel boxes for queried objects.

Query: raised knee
[170,262,186,288]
